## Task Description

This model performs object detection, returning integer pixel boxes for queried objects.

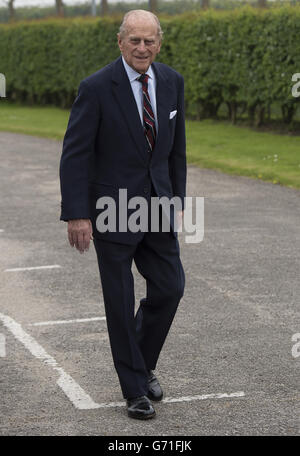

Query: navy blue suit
[59,56,186,398]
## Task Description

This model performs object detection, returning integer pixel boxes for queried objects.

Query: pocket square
[169,110,177,119]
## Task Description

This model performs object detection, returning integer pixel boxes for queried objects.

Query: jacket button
[143,187,149,194]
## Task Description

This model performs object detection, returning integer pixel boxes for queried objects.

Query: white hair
[119,9,163,41]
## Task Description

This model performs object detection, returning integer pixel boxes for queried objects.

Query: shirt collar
[122,56,154,83]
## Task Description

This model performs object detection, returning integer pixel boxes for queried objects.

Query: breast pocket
[169,110,177,147]
[169,110,177,120]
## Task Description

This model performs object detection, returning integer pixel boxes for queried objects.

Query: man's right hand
[67,219,93,254]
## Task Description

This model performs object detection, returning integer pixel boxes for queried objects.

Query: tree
[101,0,108,16]
[91,0,96,16]
[257,0,267,7]
[55,0,64,17]
[3,0,15,21]
[149,0,157,13]
[201,0,210,9]
[8,0,14,20]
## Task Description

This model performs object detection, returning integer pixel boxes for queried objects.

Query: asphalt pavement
[0,131,299,436]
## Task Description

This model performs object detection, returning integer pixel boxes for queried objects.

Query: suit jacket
[59,56,186,245]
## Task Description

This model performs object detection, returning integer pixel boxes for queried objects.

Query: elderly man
[59,10,186,420]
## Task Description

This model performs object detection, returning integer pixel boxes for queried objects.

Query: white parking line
[205,228,264,232]
[0,312,99,410]
[87,391,246,409]
[162,391,245,404]
[0,229,4,233]
[5,265,61,272]
[0,312,246,411]
[29,317,106,326]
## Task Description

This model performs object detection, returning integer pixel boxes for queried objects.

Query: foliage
[1,1,299,23]
[0,7,299,123]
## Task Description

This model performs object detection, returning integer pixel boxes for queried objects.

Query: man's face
[118,19,161,74]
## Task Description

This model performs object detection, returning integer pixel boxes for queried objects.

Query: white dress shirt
[122,56,158,132]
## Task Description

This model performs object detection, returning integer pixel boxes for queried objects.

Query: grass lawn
[187,120,300,189]
[0,102,299,189]
[0,102,69,140]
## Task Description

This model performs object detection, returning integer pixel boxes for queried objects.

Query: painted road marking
[205,228,264,232]
[0,229,4,233]
[84,392,246,409]
[0,312,245,410]
[162,391,245,403]
[0,312,99,410]
[0,333,6,357]
[5,265,61,272]
[29,317,106,326]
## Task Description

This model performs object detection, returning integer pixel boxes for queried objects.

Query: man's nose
[137,40,147,52]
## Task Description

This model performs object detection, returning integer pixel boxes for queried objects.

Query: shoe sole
[128,411,156,420]
[147,396,163,402]
[147,393,163,402]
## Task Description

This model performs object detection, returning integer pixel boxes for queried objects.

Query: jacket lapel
[111,57,149,165]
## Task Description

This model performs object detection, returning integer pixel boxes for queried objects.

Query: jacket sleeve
[59,80,100,221]
[168,75,186,210]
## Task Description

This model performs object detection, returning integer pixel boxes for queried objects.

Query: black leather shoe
[126,395,156,420]
[147,370,163,401]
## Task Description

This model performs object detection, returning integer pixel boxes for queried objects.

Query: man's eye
[131,39,140,44]
[145,41,155,46]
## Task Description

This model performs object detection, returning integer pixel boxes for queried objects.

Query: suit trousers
[93,195,185,399]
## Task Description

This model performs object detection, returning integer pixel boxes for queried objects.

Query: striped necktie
[138,73,156,153]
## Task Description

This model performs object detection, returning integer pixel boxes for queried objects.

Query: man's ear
[117,33,122,51]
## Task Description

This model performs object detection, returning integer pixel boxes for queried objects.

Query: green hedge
[0,17,121,107]
[0,8,299,124]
